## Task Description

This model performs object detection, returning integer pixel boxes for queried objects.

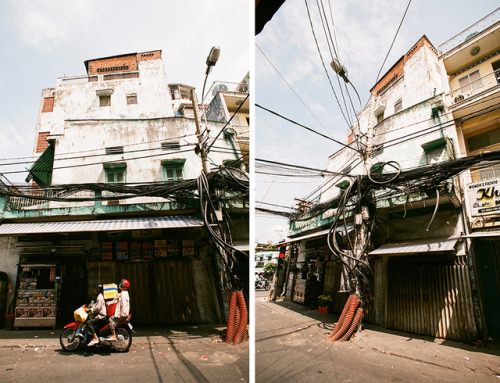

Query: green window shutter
[25,144,55,186]
[162,159,185,181]
[421,138,447,152]
[103,163,127,183]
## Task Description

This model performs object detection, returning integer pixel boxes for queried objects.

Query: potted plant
[317,295,332,314]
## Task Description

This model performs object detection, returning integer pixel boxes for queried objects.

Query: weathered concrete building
[283,36,481,342]
[206,73,250,169]
[439,7,500,339]
[0,50,248,328]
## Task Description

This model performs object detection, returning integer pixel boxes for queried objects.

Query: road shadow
[265,298,500,356]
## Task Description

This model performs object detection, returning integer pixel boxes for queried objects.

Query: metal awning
[0,216,205,235]
[287,223,354,243]
[25,143,55,186]
[461,231,500,238]
[369,236,459,255]
[233,243,249,252]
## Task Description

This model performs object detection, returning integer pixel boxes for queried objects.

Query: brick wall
[36,132,50,153]
[87,54,138,75]
[137,50,162,62]
[42,97,54,113]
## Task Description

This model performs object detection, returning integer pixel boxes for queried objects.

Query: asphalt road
[255,293,499,382]
[0,327,249,383]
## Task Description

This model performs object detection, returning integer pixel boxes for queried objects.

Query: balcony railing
[204,80,249,104]
[449,69,500,105]
[438,8,500,54]
[7,190,95,211]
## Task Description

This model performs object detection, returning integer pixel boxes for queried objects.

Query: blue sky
[0,0,249,183]
[255,0,499,243]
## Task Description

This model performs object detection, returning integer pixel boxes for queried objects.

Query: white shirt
[92,293,107,319]
[113,290,130,318]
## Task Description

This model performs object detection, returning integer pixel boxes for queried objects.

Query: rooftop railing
[438,7,500,55]
[57,71,139,85]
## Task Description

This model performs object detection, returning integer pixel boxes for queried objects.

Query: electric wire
[256,43,335,139]
[304,0,353,127]
[374,0,413,84]
[256,104,361,153]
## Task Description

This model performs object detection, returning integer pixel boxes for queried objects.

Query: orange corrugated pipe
[233,291,248,344]
[338,307,363,341]
[225,291,238,343]
[329,295,359,341]
[328,294,355,340]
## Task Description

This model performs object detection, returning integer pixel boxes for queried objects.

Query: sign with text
[467,178,500,216]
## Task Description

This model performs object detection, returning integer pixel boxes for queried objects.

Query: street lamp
[330,58,366,153]
[330,58,362,109]
[201,46,221,131]
[205,46,221,74]
[193,46,221,174]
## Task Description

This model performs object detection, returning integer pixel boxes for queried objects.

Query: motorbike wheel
[60,328,82,351]
[265,284,271,291]
[111,327,132,352]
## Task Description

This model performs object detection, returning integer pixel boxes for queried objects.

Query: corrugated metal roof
[0,216,205,235]
[461,231,500,238]
[287,223,354,243]
[233,243,249,252]
[369,236,459,255]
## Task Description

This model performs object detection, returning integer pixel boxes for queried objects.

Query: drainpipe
[223,129,241,162]
[431,103,445,138]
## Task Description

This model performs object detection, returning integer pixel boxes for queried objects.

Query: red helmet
[120,279,130,290]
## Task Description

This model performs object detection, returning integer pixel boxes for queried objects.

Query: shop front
[1,215,224,327]
[370,236,478,341]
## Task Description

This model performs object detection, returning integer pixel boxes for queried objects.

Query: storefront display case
[14,264,59,328]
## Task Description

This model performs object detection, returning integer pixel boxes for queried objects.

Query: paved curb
[260,297,500,378]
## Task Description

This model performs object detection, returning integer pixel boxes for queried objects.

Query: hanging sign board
[467,178,500,216]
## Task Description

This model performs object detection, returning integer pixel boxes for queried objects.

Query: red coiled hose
[225,292,238,343]
[233,291,248,344]
[338,307,363,342]
[329,295,359,341]
[328,294,355,340]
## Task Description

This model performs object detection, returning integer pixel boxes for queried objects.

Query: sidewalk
[0,324,229,348]
[257,295,500,381]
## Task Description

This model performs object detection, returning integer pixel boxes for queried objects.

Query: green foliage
[263,262,276,279]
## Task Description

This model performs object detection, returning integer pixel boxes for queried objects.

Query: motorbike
[59,303,133,352]
[255,279,271,291]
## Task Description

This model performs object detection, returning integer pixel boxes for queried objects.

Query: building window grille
[105,146,124,155]
[467,127,500,153]
[341,165,352,175]
[161,141,181,151]
[371,144,384,158]
[127,94,138,105]
[376,112,384,124]
[99,95,111,107]
[394,99,402,114]
[458,70,482,94]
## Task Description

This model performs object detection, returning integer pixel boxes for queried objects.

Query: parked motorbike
[59,303,133,352]
[255,279,271,291]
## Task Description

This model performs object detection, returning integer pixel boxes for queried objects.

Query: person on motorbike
[86,284,107,346]
[107,279,130,342]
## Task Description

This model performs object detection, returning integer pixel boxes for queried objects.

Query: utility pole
[191,89,209,174]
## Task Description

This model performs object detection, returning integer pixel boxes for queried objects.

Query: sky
[255,0,499,244]
[0,0,249,183]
